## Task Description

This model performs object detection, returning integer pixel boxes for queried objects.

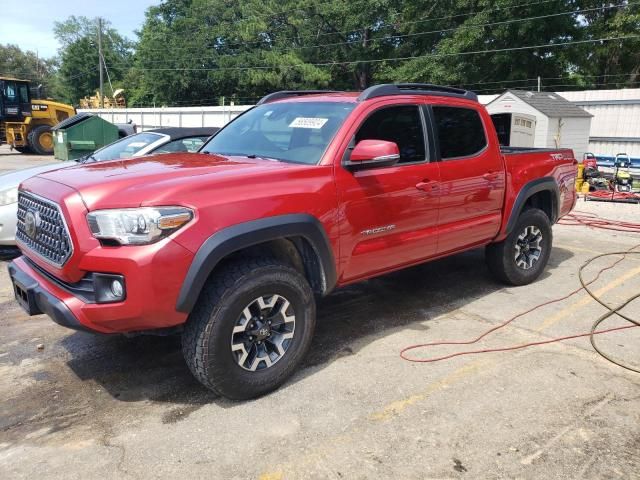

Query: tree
[130,0,412,104]
[95,0,640,106]
[572,0,640,89]
[54,16,134,104]
[381,0,584,92]
[0,44,56,94]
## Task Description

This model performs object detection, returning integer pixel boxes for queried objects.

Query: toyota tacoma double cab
[9,84,578,399]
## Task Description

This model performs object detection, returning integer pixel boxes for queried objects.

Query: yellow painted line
[370,262,640,423]
[554,243,604,255]
[260,261,640,477]
[555,243,640,261]
[370,359,491,421]
[536,263,640,332]
[258,471,283,480]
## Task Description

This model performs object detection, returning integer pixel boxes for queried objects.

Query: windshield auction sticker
[289,117,329,129]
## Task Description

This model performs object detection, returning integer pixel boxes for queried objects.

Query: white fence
[77,105,252,131]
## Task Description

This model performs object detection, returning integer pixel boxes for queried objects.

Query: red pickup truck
[9,84,577,399]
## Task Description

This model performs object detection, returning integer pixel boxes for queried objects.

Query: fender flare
[505,177,560,235]
[175,214,337,314]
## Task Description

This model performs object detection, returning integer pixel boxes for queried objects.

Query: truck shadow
[61,246,574,408]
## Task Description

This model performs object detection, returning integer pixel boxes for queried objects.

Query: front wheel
[28,125,54,155]
[182,257,316,400]
[486,208,552,286]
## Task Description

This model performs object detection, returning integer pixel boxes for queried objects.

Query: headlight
[0,187,18,206]
[87,207,193,245]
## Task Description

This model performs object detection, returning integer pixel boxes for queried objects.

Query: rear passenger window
[355,105,426,164]
[432,106,487,159]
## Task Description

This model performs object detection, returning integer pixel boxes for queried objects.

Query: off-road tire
[182,257,316,400]
[27,125,54,155]
[486,207,552,286]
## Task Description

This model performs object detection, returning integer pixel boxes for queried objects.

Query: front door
[335,104,441,282]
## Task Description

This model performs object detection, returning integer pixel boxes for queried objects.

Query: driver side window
[355,105,426,164]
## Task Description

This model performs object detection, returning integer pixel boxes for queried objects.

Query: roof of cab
[258,84,478,105]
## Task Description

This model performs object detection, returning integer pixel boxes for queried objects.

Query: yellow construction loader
[0,76,76,154]
[79,89,126,109]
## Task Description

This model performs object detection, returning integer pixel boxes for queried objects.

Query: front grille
[16,191,73,267]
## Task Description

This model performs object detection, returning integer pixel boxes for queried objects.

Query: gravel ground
[0,144,58,173]
[0,148,639,479]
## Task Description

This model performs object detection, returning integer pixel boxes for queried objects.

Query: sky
[0,0,160,58]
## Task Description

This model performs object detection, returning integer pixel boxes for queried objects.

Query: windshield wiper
[76,154,96,163]
[245,154,283,162]
[201,152,283,162]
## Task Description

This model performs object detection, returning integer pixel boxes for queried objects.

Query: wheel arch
[505,177,559,235]
[176,214,337,314]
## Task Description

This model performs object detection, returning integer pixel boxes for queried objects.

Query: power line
[104,35,640,73]
[101,2,637,72]
[133,0,569,55]
[462,72,640,88]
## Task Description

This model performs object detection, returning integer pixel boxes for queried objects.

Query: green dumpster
[52,113,119,160]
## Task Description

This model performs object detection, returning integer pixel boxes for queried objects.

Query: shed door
[510,114,536,148]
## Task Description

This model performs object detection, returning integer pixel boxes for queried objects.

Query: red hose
[401,213,640,364]
[585,190,640,203]
[558,211,640,233]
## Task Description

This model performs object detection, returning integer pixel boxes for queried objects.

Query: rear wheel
[182,257,316,400]
[13,146,32,154]
[27,125,54,155]
[486,208,552,286]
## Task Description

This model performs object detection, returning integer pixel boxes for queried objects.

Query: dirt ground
[0,147,639,479]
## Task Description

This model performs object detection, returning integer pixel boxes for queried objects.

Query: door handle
[416,180,438,192]
[483,172,499,181]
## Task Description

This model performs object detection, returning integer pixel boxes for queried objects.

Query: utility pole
[537,76,541,92]
[97,17,104,108]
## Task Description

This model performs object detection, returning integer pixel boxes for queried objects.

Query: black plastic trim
[505,177,560,234]
[257,90,342,105]
[176,214,337,314]
[8,261,96,334]
[24,257,125,304]
[358,83,478,102]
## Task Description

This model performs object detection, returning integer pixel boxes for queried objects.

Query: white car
[0,127,217,258]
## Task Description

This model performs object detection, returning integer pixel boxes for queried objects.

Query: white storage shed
[486,90,593,160]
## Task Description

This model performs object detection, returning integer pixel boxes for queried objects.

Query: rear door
[335,102,441,282]
[428,104,505,254]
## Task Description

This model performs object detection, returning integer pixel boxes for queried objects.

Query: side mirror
[345,139,400,170]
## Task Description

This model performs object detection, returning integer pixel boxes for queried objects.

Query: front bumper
[8,261,94,333]
[8,236,194,334]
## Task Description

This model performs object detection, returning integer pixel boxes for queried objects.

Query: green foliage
[35,1,640,106]
[573,0,640,88]
[54,16,134,104]
[0,44,56,94]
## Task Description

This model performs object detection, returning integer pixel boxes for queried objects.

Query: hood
[1,161,75,189]
[33,152,298,210]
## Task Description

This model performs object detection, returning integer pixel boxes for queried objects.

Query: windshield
[201,102,355,164]
[88,132,163,161]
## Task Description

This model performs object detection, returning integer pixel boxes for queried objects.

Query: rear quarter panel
[496,148,577,240]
